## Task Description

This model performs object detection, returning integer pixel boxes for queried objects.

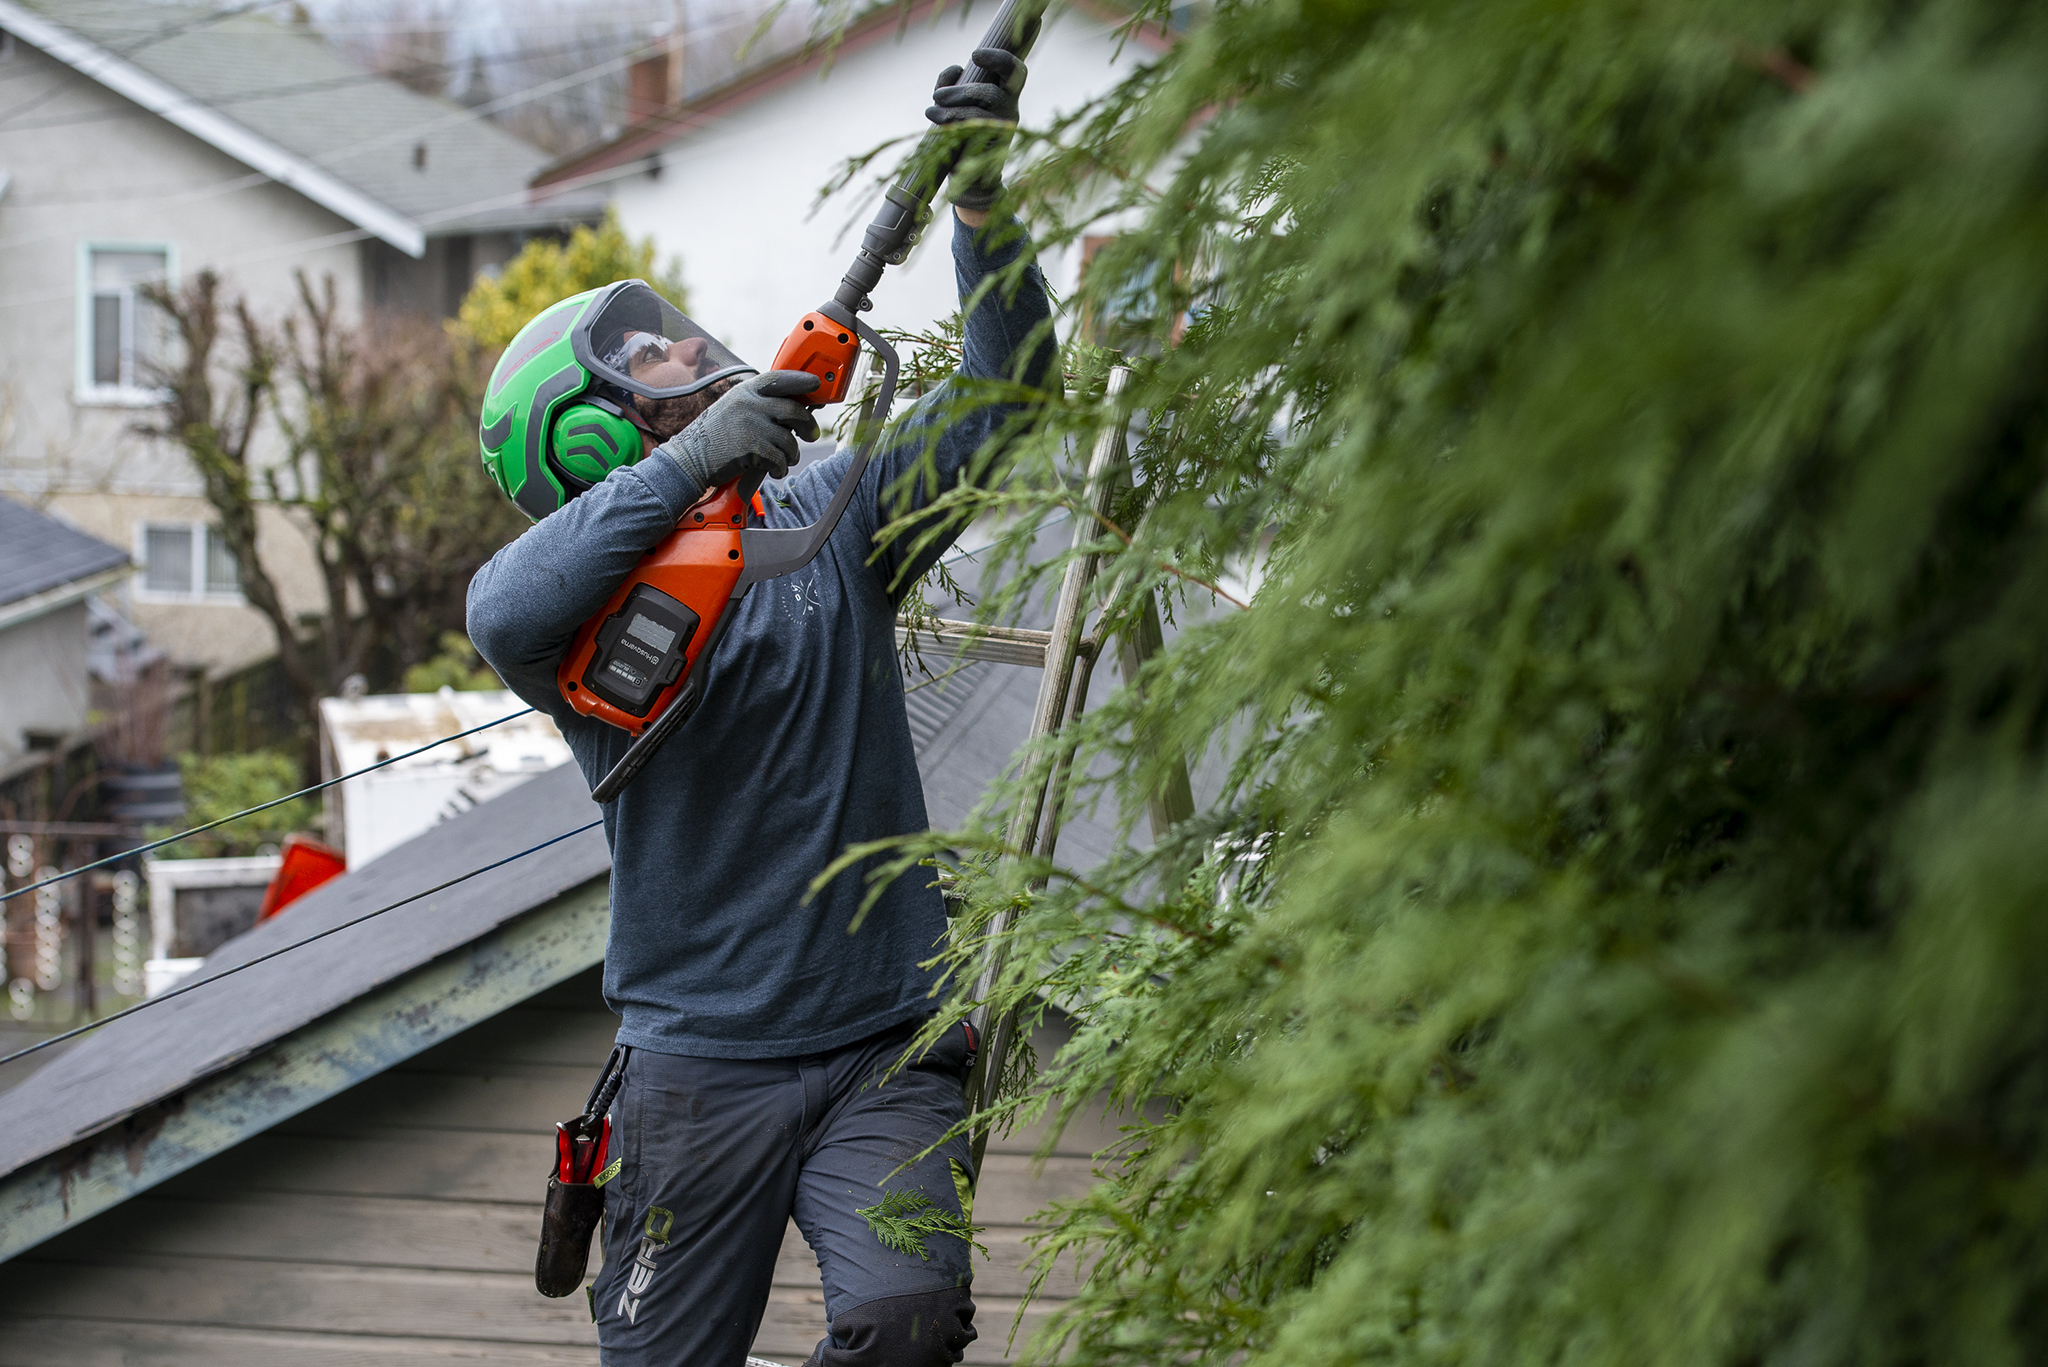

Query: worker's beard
[635,379,737,442]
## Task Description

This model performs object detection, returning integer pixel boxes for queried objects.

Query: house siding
[0,38,359,674]
[0,963,1109,1364]
[41,491,327,679]
[0,40,365,495]
[362,229,526,319]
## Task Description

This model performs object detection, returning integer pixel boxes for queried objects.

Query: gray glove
[927,47,1028,213]
[656,370,821,494]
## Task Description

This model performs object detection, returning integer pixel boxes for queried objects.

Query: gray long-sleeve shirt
[468,215,1052,1058]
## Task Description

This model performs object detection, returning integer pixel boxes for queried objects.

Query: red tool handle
[556,1115,611,1184]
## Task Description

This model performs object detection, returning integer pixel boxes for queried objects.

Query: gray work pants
[592,1016,979,1367]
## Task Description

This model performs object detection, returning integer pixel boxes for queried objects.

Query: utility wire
[0,0,299,125]
[0,140,675,309]
[0,817,606,1069]
[0,707,536,906]
[0,33,661,132]
[0,0,808,307]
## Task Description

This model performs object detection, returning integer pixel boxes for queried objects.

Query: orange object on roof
[257,835,346,922]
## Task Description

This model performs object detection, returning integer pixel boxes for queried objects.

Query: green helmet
[479,279,754,521]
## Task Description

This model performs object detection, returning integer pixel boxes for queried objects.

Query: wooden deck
[0,966,1115,1364]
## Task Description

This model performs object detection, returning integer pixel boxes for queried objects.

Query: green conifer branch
[856,1187,988,1262]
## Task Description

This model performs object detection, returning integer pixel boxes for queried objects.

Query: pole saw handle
[831,0,1050,315]
[960,0,1043,87]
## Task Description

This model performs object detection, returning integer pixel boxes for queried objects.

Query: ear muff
[548,402,646,491]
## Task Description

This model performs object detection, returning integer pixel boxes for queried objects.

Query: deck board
[160,1130,1102,1211]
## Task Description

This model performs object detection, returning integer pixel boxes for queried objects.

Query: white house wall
[608,6,1151,370]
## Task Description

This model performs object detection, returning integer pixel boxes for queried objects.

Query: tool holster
[537,1174,605,1298]
[536,1044,629,1298]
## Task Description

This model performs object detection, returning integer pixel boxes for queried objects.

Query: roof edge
[0,1,426,258]
[0,564,126,632]
[533,0,1175,192]
[534,0,951,190]
[0,877,607,1262]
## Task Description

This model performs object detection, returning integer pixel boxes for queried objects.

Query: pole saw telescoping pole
[822,0,1049,325]
[563,0,1052,805]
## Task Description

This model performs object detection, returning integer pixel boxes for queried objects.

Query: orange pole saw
[558,0,1048,804]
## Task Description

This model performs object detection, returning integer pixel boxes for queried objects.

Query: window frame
[133,519,243,604]
[76,239,177,407]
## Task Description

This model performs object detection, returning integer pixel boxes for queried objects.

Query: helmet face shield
[573,280,753,401]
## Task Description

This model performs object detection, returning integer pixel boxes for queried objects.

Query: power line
[0,817,607,1069]
[0,0,846,310]
[0,135,691,310]
[0,707,537,906]
[0,0,300,123]
[0,33,646,132]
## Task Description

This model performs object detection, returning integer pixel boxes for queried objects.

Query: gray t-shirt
[467,216,1052,1058]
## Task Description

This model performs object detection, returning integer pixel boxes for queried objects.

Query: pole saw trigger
[772,308,862,407]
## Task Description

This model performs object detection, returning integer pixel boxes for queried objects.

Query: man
[467,50,1052,1367]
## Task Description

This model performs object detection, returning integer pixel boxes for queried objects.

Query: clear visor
[573,280,754,400]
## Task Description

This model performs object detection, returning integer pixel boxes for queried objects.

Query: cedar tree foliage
[833,0,2048,1363]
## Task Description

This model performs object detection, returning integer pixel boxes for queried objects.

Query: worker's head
[478,280,756,520]
[600,327,741,441]
[585,281,752,439]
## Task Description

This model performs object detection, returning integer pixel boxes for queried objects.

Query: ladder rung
[895,617,1054,668]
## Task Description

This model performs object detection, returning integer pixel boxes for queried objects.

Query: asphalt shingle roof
[9,0,597,233]
[0,522,1125,1180]
[0,497,127,609]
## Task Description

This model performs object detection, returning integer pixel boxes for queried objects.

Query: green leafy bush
[837,0,2048,1363]
[453,209,687,350]
[399,632,503,695]
[160,752,317,858]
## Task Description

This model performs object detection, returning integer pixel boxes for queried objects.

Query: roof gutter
[0,1,426,258]
[0,564,126,633]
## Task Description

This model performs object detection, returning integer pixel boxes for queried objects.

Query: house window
[138,522,240,600]
[79,244,171,402]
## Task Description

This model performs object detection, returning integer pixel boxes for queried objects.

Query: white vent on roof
[318,688,571,868]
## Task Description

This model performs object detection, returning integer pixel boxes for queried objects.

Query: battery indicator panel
[583,584,702,718]
[627,614,677,653]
